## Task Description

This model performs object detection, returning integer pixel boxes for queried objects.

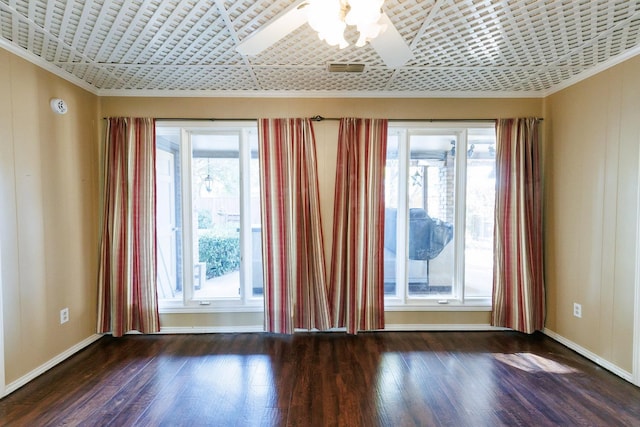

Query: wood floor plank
[1,331,640,426]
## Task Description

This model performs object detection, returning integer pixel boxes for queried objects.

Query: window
[384,123,495,307]
[156,122,263,310]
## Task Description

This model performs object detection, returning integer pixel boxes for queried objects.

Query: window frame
[384,121,495,311]
[156,121,264,313]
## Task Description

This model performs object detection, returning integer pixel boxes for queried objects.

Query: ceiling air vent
[327,63,366,73]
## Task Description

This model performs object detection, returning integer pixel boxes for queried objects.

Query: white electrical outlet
[60,308,69,324]
[573,303,582,318]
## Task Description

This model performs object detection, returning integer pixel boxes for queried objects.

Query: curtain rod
[103,116,542,122]
[312,116,544,122]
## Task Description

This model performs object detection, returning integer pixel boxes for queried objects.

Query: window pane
[156,128,183,302]
[249,135,264,297]
[407,134,455,296]
[192,134,241,299]
[384,134,399,296]
[465,130,495,298]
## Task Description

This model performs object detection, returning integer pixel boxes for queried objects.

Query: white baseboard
[2,334,103,398]
[161,324,508,333]
[159,325,264,334]
[543,328,633,383]
[384,323,510,331]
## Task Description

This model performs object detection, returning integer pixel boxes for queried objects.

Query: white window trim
[157,121,264,313]
[385,122,495,310]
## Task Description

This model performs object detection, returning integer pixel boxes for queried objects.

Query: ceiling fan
[235,0,413,68]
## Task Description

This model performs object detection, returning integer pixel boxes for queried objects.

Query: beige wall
[103,96,541,329]
[100,96,541,121]
[0,50,100,384]
[544,54,640,372]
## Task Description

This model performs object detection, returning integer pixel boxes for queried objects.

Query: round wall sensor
[50,98,68,115]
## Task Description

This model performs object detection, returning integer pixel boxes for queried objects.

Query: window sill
[383,298,492,311]
[159,302,264,314]
[160,301,491,314]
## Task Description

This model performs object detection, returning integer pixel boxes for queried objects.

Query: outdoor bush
[198,230,240,279]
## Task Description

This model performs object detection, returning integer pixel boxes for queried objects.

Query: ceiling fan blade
[370,12,413,68]
[236,1,309,56]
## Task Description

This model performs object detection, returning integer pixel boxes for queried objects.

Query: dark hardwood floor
[1,331,639,426]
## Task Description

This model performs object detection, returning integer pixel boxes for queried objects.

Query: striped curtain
[329,118,387,334]
[492,117,545,334]
[97,117,160,337]
[258,118,331,334]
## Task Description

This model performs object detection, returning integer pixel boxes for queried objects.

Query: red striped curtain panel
[98,117,160,337]
[492,117,545,334]
[258,118,331,334]
[329,118,388,334]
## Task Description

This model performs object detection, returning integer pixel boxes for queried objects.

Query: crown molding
[0,40,98,95]
[543,46,640,97]
[96,88,545,98]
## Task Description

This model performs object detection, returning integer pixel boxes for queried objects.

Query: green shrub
[198,230,240,279]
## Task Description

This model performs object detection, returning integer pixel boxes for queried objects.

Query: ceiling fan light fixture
[345,0,383,26]
[307,0,349,48]
[236,0,411,68]
[305,0,386,49]
[355,20,387,47]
